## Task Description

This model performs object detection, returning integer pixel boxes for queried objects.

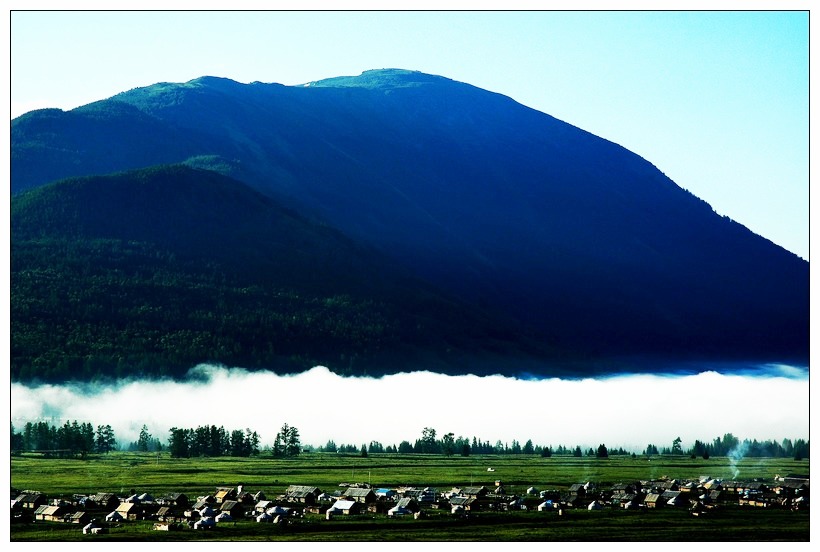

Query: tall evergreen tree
[95,424,116,453]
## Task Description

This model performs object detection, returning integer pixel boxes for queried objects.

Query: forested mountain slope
[11,69,809,379]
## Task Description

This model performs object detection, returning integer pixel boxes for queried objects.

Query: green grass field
[10,452,810,541]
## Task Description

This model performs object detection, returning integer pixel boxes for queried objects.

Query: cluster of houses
[10,473,808,534]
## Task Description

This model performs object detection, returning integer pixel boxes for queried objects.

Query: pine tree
[95,424,116,453]
[138,425,151,452]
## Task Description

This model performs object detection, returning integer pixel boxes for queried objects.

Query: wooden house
[460,486,489,499]
[153,522,178,531]
[679,481,698,493]
[449,496,479,511]
[254,500,275,513]
[87,493,120,510]
[659,480,679,492]
[116,501,142,520]
[567,484,587,498]
[284,485,321,505]
[739,496,770,508]
[163,493,189,508]
[367,501,393,514]
[220,500,245,518]
[773,480,808,498]
[611,483,637,495]
[721,481,742,493]
[329,500,360,515]
[155,506,175,521]
[238,492,256,505]
[781,474,809,486]
[708,490,723,503]
[395,497,420,513]
[214,487,237,504]
[644,493,664,508]
[618,494,641,509]
[15,493,47,510]
[661,490,689,507]
[34,505,67,522]
[69,511,91,525]
[404,488,437,503]
[342,487,377,504]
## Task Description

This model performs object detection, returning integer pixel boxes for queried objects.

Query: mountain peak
[304,68,454,89]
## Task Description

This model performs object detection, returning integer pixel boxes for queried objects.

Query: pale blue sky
[8,8,810,259]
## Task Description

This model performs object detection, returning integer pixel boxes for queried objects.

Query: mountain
[10,69,809,379]
[11,164,540,382]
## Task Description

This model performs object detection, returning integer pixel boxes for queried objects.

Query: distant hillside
[11,69,809,378]
[11,165,538,382]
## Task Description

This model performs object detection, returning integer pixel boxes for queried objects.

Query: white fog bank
[10,364,809,452]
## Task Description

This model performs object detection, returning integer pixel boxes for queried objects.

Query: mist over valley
[10,363,809,451]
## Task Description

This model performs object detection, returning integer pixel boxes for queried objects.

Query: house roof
[286,489,316,499]
[221,500,243,511]
[286,485,320,495]
[343,488,374,498]
[461,487,487,495]
[116,502,139,513]
[330,500,357,510]
[449,496,476,506]
[779,480,808,489]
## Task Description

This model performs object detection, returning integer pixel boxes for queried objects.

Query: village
[11,472,809,536]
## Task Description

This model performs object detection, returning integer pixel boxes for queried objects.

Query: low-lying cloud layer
[10,364,809,452]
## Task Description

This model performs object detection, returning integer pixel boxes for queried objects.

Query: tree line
[645,433,810,461]
[11,421,116,458]
[167,425,261,458]
[313,427,809,461]
[10,422,809,461]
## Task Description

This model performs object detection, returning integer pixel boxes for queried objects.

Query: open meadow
[10,452,810,541]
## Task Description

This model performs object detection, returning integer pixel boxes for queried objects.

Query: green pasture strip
[11,452,807,498]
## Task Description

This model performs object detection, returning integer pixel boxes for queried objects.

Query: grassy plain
[10,452,810,541]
